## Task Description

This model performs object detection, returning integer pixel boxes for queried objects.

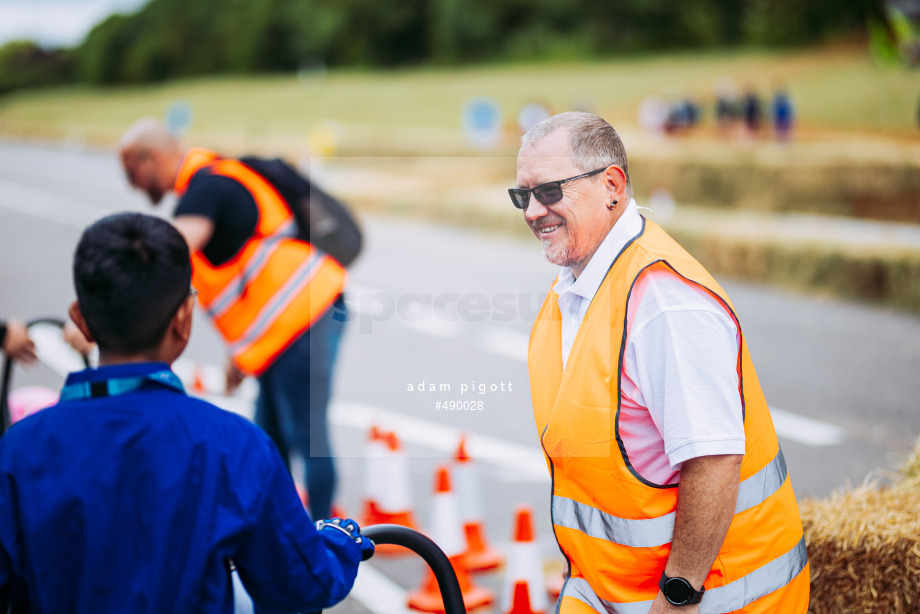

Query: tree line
[0,0,888,94]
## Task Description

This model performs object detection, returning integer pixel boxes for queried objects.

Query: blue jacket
[0,362,362,613]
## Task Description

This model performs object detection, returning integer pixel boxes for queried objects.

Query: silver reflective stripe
[735,447,787,514]
[562,537,807,614]
[275,217,297,238]
[229,252,324,354]
[553,450,788,548]
[702,536,807,612]
[204,238,284,320]
[563,577,650,614]
[553,497,674,548]
[202,217,297,320]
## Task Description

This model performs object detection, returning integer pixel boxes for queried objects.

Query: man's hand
[62,321,95,356]
[2,319,37,365]
[225,361,245,395]
[648,591,699,614]
[315,517,375,561]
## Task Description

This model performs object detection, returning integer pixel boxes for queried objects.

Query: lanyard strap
[60,369,185,402]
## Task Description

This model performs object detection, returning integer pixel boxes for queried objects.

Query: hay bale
[801,488,920,613]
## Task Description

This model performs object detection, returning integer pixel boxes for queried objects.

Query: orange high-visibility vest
[174,148,346,376]
[528,218,809,614]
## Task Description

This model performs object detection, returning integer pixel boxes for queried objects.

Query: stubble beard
[539,216,602,270]
[532,214,575,266]
[542,236,575,267]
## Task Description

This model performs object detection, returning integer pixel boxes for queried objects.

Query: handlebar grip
[361,524,466,614]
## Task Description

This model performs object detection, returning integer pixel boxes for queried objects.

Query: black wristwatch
[659,572,704,606]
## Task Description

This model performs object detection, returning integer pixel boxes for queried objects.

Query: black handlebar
[361,524,466,614]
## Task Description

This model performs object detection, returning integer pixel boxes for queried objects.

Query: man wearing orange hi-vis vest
[120,118,347,520]
[509,112,809,614]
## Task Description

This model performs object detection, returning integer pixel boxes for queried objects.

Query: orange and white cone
[373,431,418,528]
[501,506,548,614]
[407,466,495,613]
[192,363,207,394]
[453,436,503,572]
[360,425,389,526]
[363,430,418,555]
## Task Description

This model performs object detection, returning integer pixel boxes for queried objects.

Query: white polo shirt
[553,200,745,485]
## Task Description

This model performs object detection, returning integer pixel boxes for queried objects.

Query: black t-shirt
[174,170,259,266]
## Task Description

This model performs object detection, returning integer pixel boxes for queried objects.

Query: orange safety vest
[174,148,346,376]
[528,218,809,614]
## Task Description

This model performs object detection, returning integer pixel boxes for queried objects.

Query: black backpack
[239,156,363,267]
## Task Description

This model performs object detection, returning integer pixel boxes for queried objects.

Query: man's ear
[603,165,628,203]
[68,302,96,344]
[171,296,194,346]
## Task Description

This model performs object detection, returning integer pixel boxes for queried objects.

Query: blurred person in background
[0,212,371,613]
[0,319,36,365]
[713,76,739,137]
[742,86,763,138]
[771,84,795,142]
[119,118,347,520]
[511,112,809,613]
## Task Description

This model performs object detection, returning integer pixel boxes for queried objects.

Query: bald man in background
[120,119,348,520]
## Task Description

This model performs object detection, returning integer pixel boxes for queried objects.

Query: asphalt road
[1,140,919,613]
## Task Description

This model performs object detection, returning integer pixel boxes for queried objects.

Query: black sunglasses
[508,167,607,210]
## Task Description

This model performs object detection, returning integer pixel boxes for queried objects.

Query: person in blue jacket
[0,212,373,613]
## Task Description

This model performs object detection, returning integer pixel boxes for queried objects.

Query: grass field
[0,43,916,157]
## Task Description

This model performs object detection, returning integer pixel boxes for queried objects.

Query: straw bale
[801,488,920,613]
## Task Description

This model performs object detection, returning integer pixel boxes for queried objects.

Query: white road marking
[351,563,414,614]
[0,177,103,228]
[769,406,847,447]
[402,315,463,338]
[346,283,464,337]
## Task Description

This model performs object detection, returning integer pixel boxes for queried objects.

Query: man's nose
[523,196,549,222]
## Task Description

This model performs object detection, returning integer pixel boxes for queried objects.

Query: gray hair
[521,111,631,195]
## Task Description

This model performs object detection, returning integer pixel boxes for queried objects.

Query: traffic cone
[500,506,548,614]
[192,363,207,394]
[374,431,418,527]
[363,430,419,555]
[360,425,389,526]
[407,466,495,613]
[453,435,503,572]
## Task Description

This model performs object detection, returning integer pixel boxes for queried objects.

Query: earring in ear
[606,199,618,210]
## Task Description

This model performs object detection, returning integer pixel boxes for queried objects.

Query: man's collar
[64,362,173,386]
[60,362,184,401]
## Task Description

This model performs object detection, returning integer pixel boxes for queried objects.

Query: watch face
[664,578,693,605]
